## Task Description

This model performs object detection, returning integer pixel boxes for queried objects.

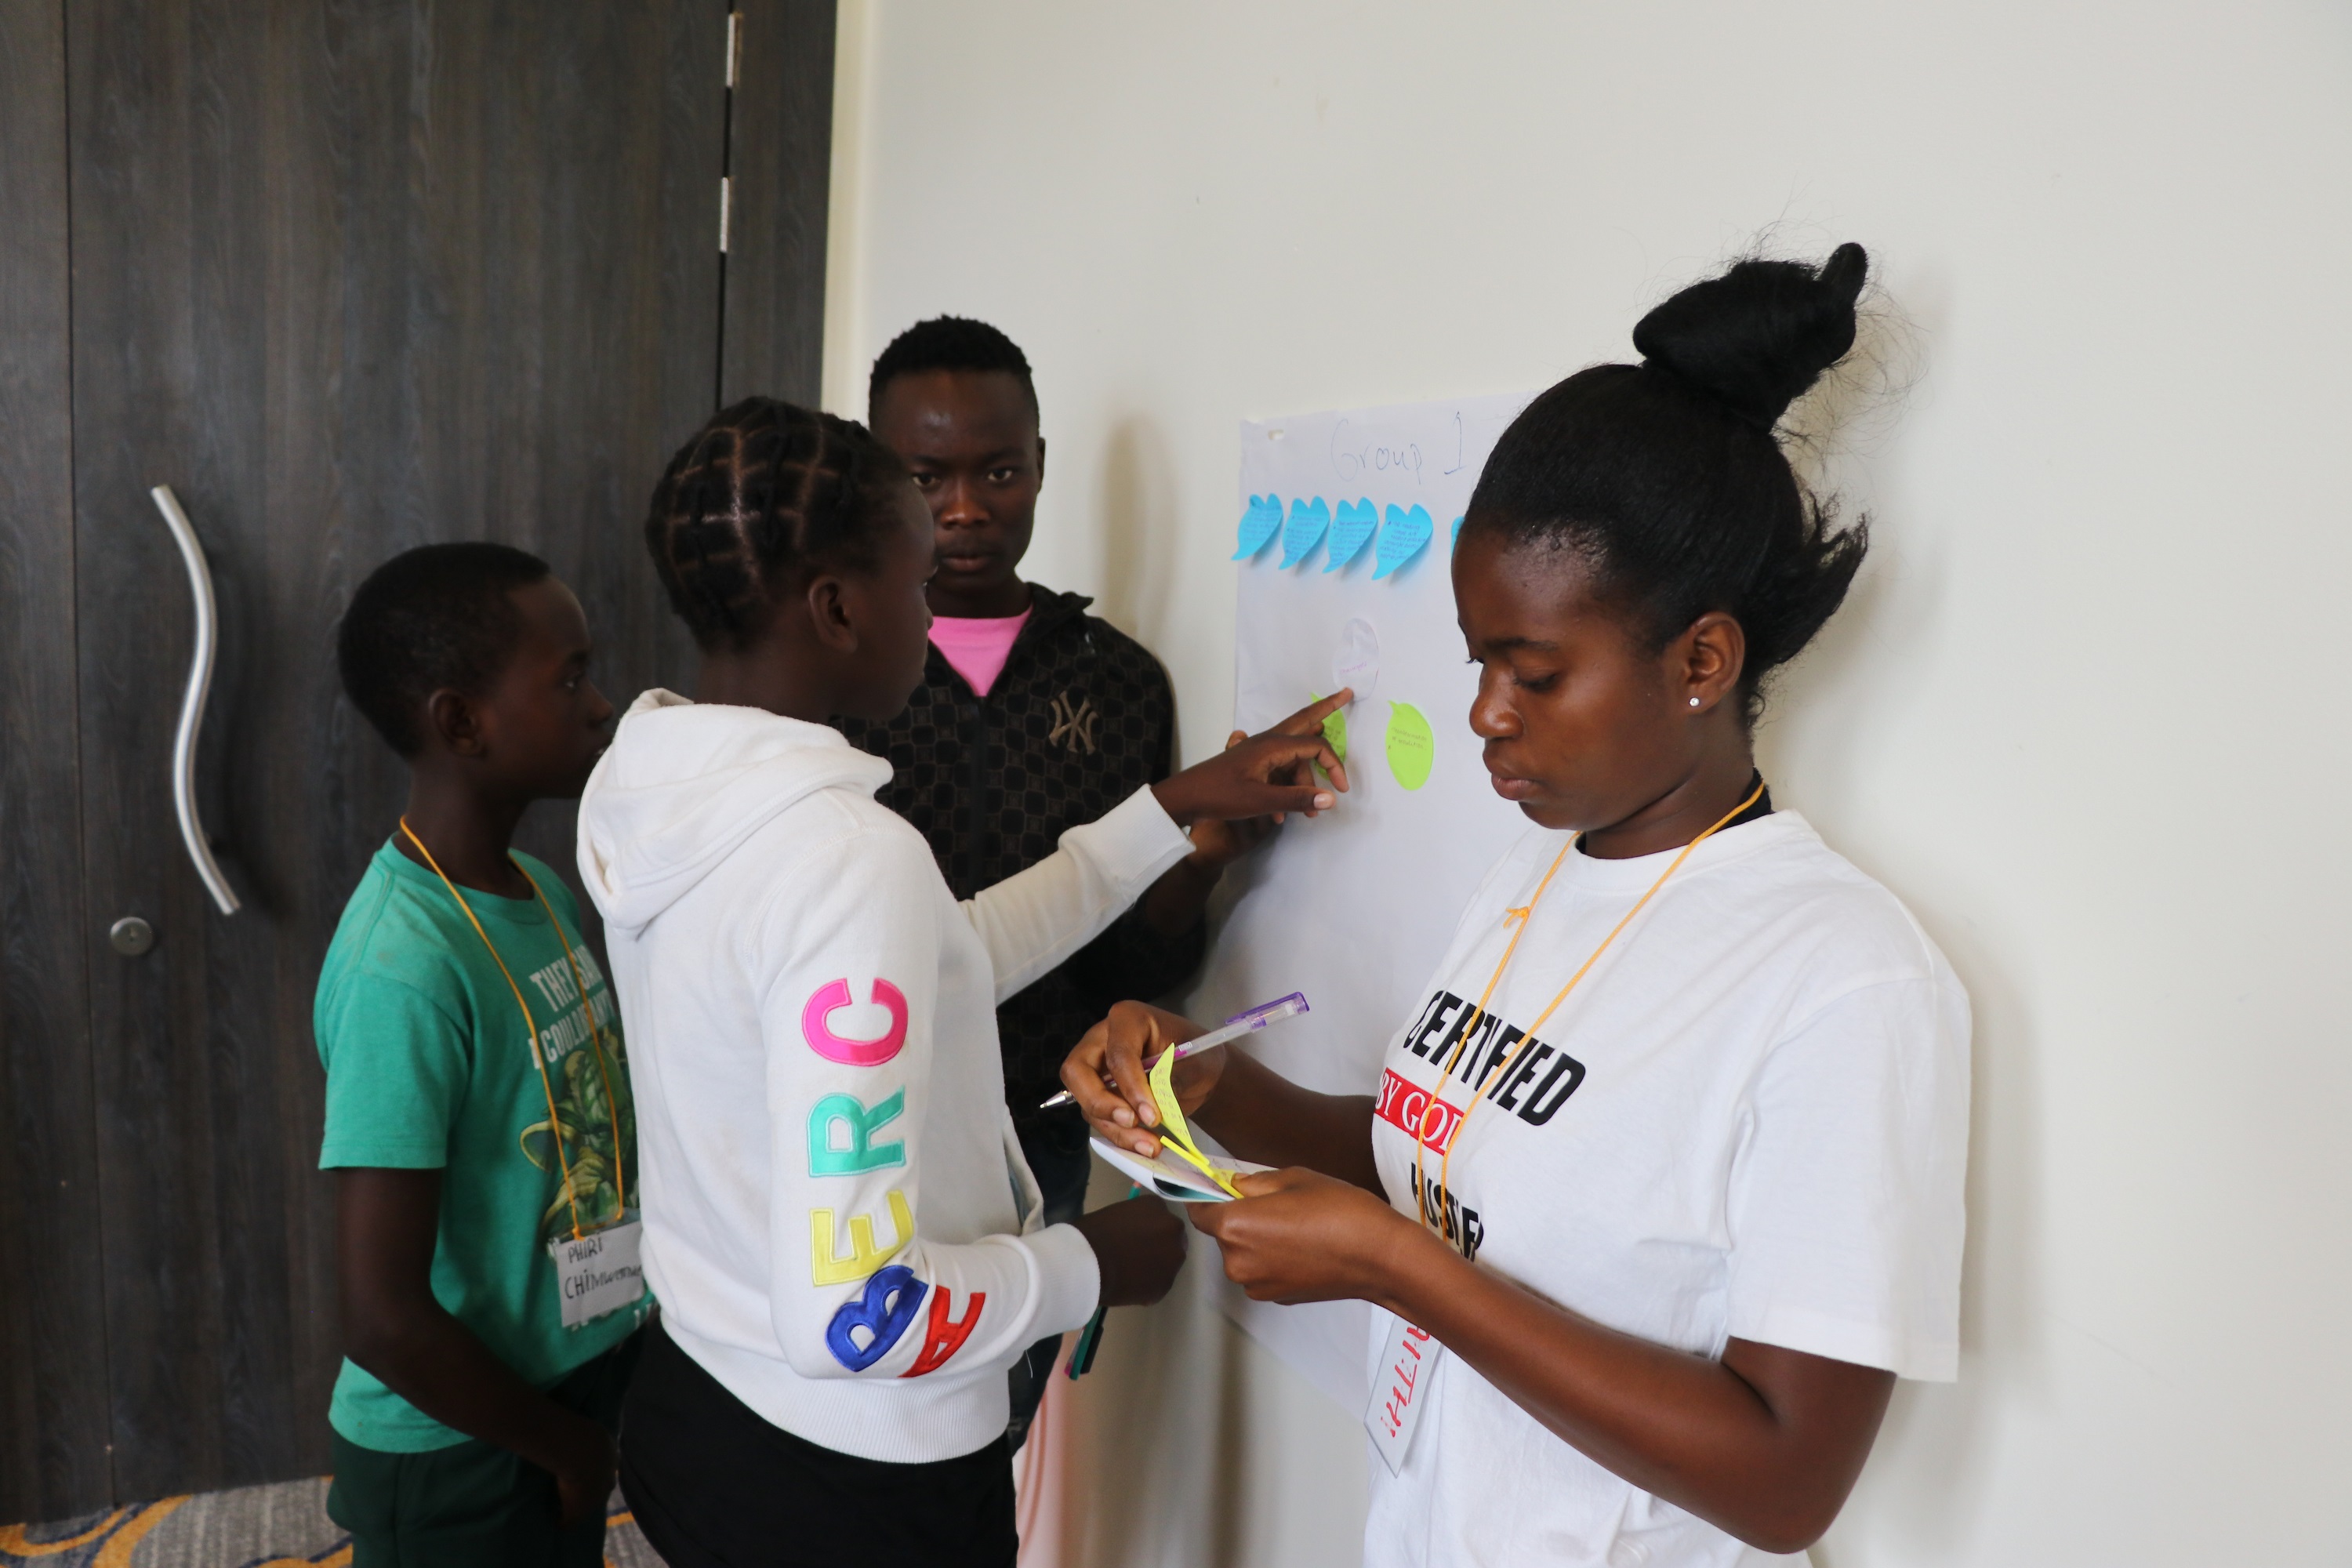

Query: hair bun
[1630,242,1868,430]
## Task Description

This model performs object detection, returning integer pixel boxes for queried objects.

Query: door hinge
[719,176,731,253]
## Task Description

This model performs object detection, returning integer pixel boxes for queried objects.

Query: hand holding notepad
[1090,1045,1272,1202]
[1078,993,1307,1201]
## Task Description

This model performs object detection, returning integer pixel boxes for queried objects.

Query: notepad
[1091,1137,1271,1203]
[1087,1044,1269,1202]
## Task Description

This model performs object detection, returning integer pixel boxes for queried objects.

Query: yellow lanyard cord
[513,862,629,1219]
[1410,779,1767,1240]
[398,819,626,1241]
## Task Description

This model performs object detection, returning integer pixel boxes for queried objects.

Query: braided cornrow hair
[644,397,912,652]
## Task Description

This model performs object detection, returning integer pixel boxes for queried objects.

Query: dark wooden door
[0,0,834,1518]
[0,0,114,1521]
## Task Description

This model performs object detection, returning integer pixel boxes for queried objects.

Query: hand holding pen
[1055,996,1308,1380]
[1040,992,1308,1112]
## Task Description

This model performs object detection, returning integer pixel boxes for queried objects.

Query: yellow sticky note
[1149,1047,1241,1198]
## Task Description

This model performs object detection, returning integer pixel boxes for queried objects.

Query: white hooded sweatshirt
[576,689,1194,1462]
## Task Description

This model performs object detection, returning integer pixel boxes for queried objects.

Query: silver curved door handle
[149,485,240,915]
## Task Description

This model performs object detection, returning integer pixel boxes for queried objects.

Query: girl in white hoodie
[576,398,1346,1568]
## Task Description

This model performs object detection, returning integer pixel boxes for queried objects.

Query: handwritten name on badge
[550,1219,645,1330]
[1364,1309,1440,1474]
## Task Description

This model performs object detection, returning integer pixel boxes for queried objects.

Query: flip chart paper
[1333,617,1381,704]
[1207,390,1534,1412]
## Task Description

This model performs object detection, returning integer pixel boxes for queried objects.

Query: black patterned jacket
[835,587,1204,1128]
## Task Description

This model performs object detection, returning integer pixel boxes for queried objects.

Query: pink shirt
[927,608,1030,697]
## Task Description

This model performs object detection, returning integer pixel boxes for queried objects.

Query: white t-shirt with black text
[1363,811,1969,1567]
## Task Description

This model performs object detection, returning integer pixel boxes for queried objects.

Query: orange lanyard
[399,819,628,1241]
[1410,780,1767,1240]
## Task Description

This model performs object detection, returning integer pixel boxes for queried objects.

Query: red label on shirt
[1375,1069,1465,1154]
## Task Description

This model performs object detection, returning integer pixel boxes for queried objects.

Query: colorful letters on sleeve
[825,1265,926,1371]
[810,1190,915,1286]
[801,977,909,1066]
[808,1089,907,1176]
[800,973,971,1374]
[901,1285,984,1378]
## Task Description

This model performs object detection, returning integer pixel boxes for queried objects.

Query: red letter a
[902,1287,985,1377]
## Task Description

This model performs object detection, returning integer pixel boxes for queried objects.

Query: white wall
[819,4,2352,1563]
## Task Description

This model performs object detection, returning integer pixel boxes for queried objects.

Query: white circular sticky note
[1333,617,1380,704]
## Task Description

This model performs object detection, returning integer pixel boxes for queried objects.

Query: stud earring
[1688,697,1701,708]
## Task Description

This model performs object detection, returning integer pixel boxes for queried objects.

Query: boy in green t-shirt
[318,543,645,1567]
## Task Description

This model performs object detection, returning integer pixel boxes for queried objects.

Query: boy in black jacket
[837,317,1262,1443]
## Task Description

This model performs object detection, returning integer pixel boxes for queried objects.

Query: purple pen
[1037,992,1310,1109]
[1167,992,1312,1062]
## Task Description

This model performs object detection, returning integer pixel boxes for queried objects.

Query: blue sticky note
[1279,497,1331,568]
[1232,494,1283,561]
[1324,499,1377,572]
[1374,504,1433,579]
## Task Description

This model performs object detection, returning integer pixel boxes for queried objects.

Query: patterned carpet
[0,1479,668,1566]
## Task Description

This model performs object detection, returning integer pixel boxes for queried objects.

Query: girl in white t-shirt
[1065,245,1969,1566]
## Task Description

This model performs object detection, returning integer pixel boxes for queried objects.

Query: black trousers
[619,1317,1017,1568]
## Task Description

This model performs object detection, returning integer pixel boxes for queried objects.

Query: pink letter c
[802,978,909,1066]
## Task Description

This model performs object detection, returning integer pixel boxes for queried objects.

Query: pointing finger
[1269,688,1353,736]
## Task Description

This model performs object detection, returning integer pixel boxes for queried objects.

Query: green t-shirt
[315,840,647,1453]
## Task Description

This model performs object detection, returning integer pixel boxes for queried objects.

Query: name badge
[1363,1308,1441,1474]
[549,1219,646,1330]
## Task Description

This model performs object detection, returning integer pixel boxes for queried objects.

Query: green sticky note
[1386,701,1433,789]
[1310,694,1348,764]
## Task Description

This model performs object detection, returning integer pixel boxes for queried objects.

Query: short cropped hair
[867,315,1037,419]
[337,543,552,756]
